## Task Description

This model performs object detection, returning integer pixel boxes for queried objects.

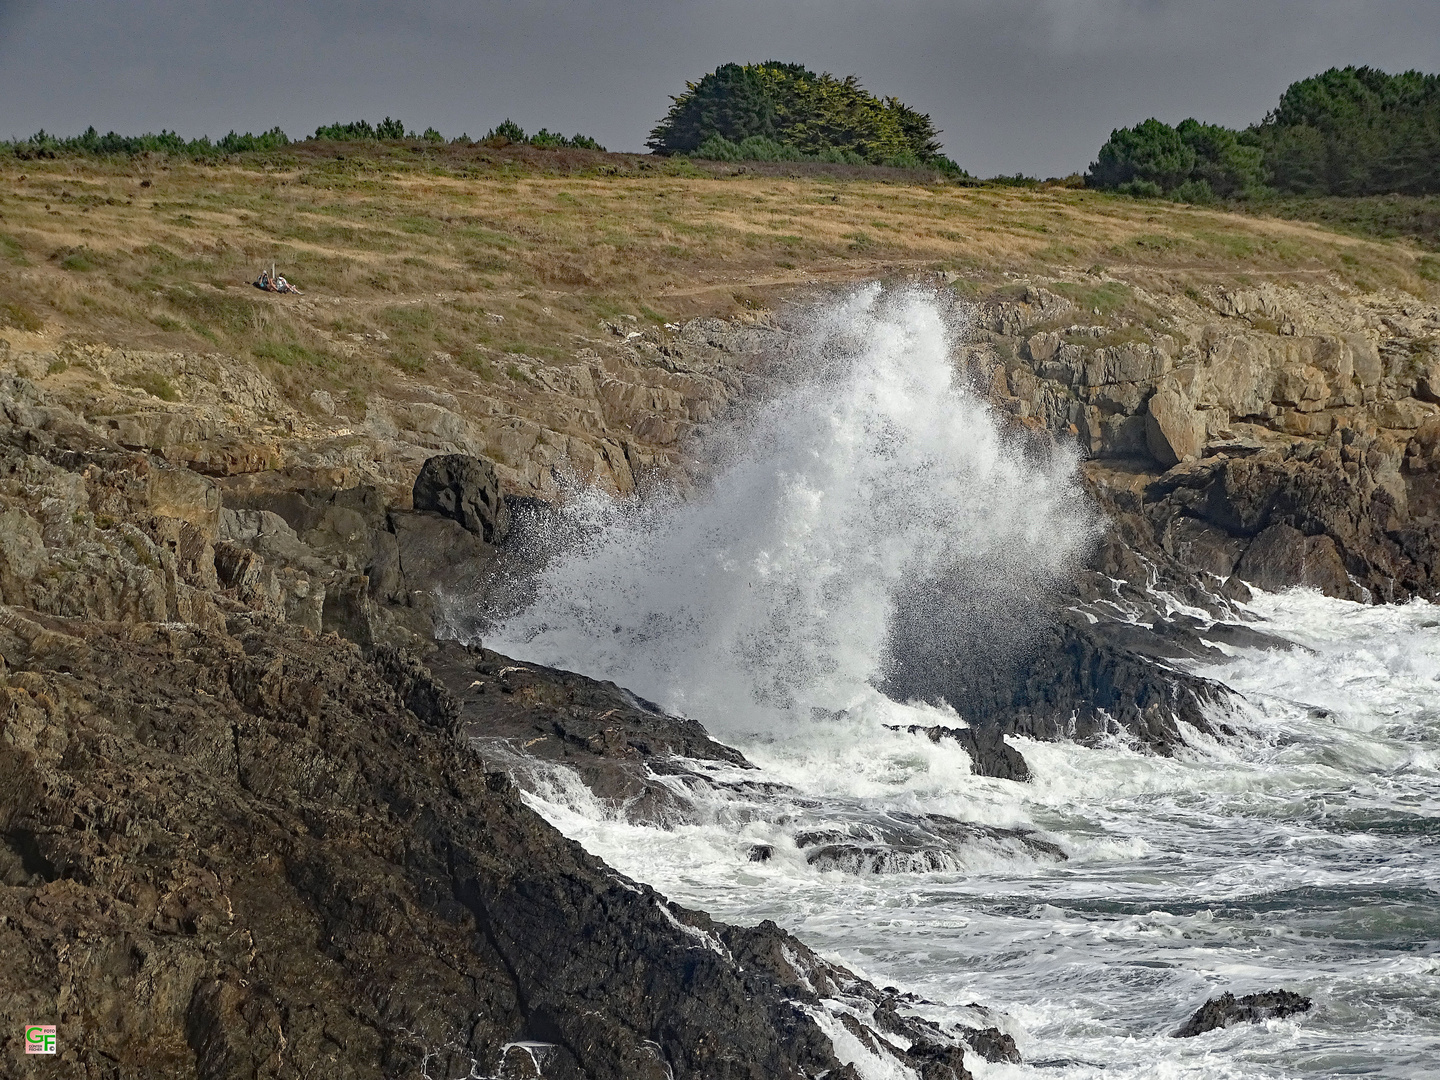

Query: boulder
[1236,524,1352,597]
[413,453,512,544]
[0,508,46,584]
[962,1027,1021,1064]
[145,464,221,538]
[1415,363,1440,404]
[1347,334,1383,387]
[1175,990,1312,1038]
[1146,386,1206,466]
[1376,398,1439,431]
[1024,331,1061,363]
[1161,516,1244,580]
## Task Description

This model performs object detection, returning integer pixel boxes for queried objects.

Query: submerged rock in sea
[885,722,1031,781]
[794,813,1066,874]
[1174,990,1313,1037]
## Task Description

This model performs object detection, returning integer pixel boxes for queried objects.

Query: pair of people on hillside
[254,270,301,294]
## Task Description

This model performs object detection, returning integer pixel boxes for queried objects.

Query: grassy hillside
[1,141,1435,415]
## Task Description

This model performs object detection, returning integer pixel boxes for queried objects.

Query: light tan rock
[0,509,46,581]
[146,466,221,538]
[1145,386,1206,466]
[1375,398,1439,431]
[1415,362,1440,404]
[1347,334,1383,386]
[1024,331,1061,363]
[1205,336,1275,417]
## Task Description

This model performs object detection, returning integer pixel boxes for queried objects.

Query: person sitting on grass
[254,269,271,290]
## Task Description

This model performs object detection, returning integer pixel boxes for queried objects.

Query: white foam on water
[486,290,1440,1078]
[489,285,1093,738]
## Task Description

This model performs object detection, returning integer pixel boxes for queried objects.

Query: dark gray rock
[0,614,965,1080]
[413,452,512,544]
[961,1026,1021,1063]
[1236,523,1354,598]
[1161,516,1245,580]
[1175,990,1313,1037]
[886,606,1235,757]
[793,814,1065,874]
[884,723,1030,781]
[428,642,750,826]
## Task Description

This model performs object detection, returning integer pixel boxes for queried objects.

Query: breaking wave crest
[486,286,1094,735]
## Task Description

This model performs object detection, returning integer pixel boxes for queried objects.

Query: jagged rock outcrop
[0,609,979,1079]
[0,312,780,506]
[1175,990,1312,1038]
[964,277,1440,599]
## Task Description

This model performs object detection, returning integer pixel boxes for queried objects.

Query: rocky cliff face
[0,313,779,509]
[963,276,1440,603]
[2,607,991,1079]
[876,275,1439,755]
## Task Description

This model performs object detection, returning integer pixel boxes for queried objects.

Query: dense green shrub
[312,117,407,141]
[1087,117,1264,201]
[1087,65,1438,200]
[689,134,860,164]
[5,116,605,159]
[1253,66,1440,195]
[481,120,606,151]
[6,125,290,160]
[648,61,962,170]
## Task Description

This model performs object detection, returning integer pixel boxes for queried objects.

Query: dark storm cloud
[2,1,1437,176]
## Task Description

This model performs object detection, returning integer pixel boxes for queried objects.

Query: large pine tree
[647,61,950,167]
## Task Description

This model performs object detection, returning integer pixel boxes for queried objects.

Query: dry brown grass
[1,146,1433,414]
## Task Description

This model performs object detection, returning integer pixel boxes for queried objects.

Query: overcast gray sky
[2,1,1438,177]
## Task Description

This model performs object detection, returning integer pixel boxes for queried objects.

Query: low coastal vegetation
[0,57,1435,417]
[4,118,605,160]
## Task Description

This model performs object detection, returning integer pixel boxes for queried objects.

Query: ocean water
[486,290,1440,1079]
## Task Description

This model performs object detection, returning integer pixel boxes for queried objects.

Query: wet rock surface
[794,814,1066,874]
[883,723,1031,781]
[1174,990,1313,1037]
[429,643,752,826]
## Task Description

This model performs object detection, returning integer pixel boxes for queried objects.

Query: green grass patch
[252,339,337,369]
[0,233,28,264]
[1050,280,1134,316]
[380,305,435,331]
[122,370,179,401]
[1131,233,1182,253]
[163,289,256,337]
[0,301,44,332]
[1243,194,1440,251]
[57,246,101,272]
[387,346,428,374]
